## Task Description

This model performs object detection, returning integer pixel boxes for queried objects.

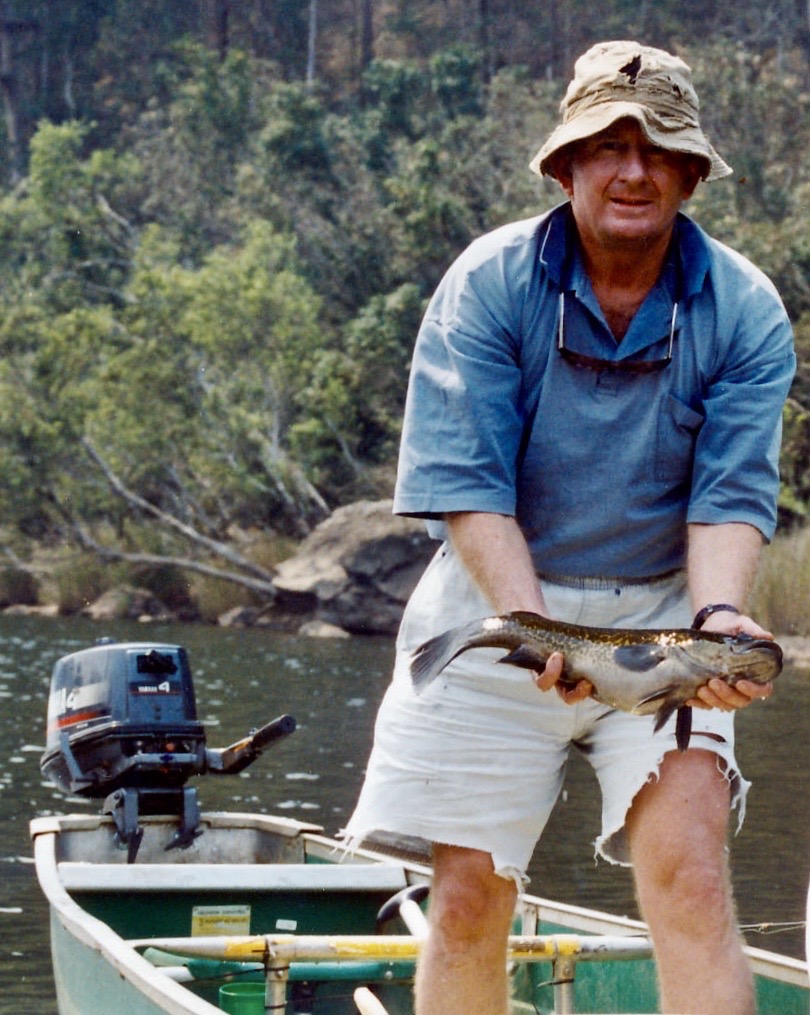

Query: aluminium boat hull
[31,812,809,1015]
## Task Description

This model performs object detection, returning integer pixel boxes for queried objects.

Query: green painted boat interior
[52,832,805,1015]
[66,881,807,1015]
[71,881,415,1012]
[75,886,396,939]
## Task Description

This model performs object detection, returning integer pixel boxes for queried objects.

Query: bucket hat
[530,41,731,182]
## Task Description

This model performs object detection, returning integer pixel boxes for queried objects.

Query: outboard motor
[41,640,296,861]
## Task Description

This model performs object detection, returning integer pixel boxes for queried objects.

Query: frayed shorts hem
[344,550,750,882]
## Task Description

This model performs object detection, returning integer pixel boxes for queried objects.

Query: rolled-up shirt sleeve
[394,231,536,520]
[687,263,795,540]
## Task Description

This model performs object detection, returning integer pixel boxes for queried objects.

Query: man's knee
[627,749,732,847]
[627,750,737,930]
[646,844,733,916]
[430,845,516,948]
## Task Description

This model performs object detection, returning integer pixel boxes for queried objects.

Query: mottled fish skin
[409,611,783,750]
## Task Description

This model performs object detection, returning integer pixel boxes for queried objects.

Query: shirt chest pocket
[655,393,705,482]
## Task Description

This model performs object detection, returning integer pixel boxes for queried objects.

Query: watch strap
[692,603,740,630]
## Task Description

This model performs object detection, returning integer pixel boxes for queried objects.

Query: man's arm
[445,511,589,700]
[445,511,548,615]
[686,521,774,710]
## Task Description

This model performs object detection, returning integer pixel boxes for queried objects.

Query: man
[344,41,795,1015]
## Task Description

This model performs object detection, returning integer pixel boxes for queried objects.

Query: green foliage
[53,552,120,615]
[362,59,424,138]
[291,283,425,499]
[0,15,805,575]
[686,43,810,224]
[385,137,479,289]
[9,121,140,310]
[259,83,334,183]
[430,45,483,119]
[171,44,257,172]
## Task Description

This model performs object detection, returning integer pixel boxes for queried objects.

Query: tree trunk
[361,0,374,73]
[205,0,230,61]
[306,0,317,88]
[63,52,75,118]
[478,0,493,84]
[0,3,38,183]
[547,0,559,80]
[80,438,278,586]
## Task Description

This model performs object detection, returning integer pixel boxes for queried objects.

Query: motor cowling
[41,641,206,798]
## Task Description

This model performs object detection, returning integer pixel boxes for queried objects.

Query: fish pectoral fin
[633,690,694,752]
[632,685,677,713]
[613,643,668,672]
[650,699,677,732]
[498,645,548,671]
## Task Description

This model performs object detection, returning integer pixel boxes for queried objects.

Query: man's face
[555,119,702,254]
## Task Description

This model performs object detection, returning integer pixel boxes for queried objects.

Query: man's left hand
[688,676,773,711]
[687,611,775,711]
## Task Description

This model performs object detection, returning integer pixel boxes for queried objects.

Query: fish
[410,611,783,751]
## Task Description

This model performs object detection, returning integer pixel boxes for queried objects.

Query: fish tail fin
[410,617,522,693]
[410,620,484,694]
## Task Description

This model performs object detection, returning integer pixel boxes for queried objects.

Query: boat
[31,639,809,1014]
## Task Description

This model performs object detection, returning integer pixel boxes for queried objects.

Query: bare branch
[80,437,277,585]
[0,544,50,576]
[69,522,277,597]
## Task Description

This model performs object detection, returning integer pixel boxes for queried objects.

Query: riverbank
[4,499,810,645]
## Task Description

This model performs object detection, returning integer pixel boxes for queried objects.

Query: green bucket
[218,981,266,1014]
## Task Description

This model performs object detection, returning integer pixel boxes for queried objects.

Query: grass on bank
[749,526,810,636]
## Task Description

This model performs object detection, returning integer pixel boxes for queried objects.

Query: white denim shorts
[343,544,749,886]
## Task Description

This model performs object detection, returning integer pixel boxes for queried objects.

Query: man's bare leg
[627,748,754,1015]
[415,844,517,1015]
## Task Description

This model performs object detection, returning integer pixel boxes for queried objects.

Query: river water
[0,614,806,1013]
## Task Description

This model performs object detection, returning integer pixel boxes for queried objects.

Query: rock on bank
[270,500,437,636]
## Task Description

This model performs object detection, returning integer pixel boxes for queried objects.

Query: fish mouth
[727,637,783,667]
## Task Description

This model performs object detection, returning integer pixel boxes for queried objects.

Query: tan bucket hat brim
[530,41,732,183]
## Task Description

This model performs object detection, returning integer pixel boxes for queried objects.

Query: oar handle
[354,987,391,1015]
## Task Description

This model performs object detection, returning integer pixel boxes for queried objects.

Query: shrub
[750,527,810,635]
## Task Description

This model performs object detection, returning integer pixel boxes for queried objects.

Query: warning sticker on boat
[191,905,251,936]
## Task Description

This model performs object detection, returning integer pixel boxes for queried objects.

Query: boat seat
[58,862,409,893]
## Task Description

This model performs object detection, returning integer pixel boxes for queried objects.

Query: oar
[353,987,391,1015]
[375,884,429,938]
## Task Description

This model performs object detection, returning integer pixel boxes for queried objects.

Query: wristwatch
[692,603,740,630]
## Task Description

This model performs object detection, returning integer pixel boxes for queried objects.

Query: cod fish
[410,611,783,751]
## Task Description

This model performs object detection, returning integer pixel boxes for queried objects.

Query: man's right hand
[533,651,594,703]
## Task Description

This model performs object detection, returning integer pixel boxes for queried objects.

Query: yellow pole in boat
[133,933,589,963]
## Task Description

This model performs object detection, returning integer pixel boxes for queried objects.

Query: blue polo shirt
[393,203,795,578]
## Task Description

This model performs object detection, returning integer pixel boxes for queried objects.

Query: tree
[361,0,375,75]
[291,282,425,499]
